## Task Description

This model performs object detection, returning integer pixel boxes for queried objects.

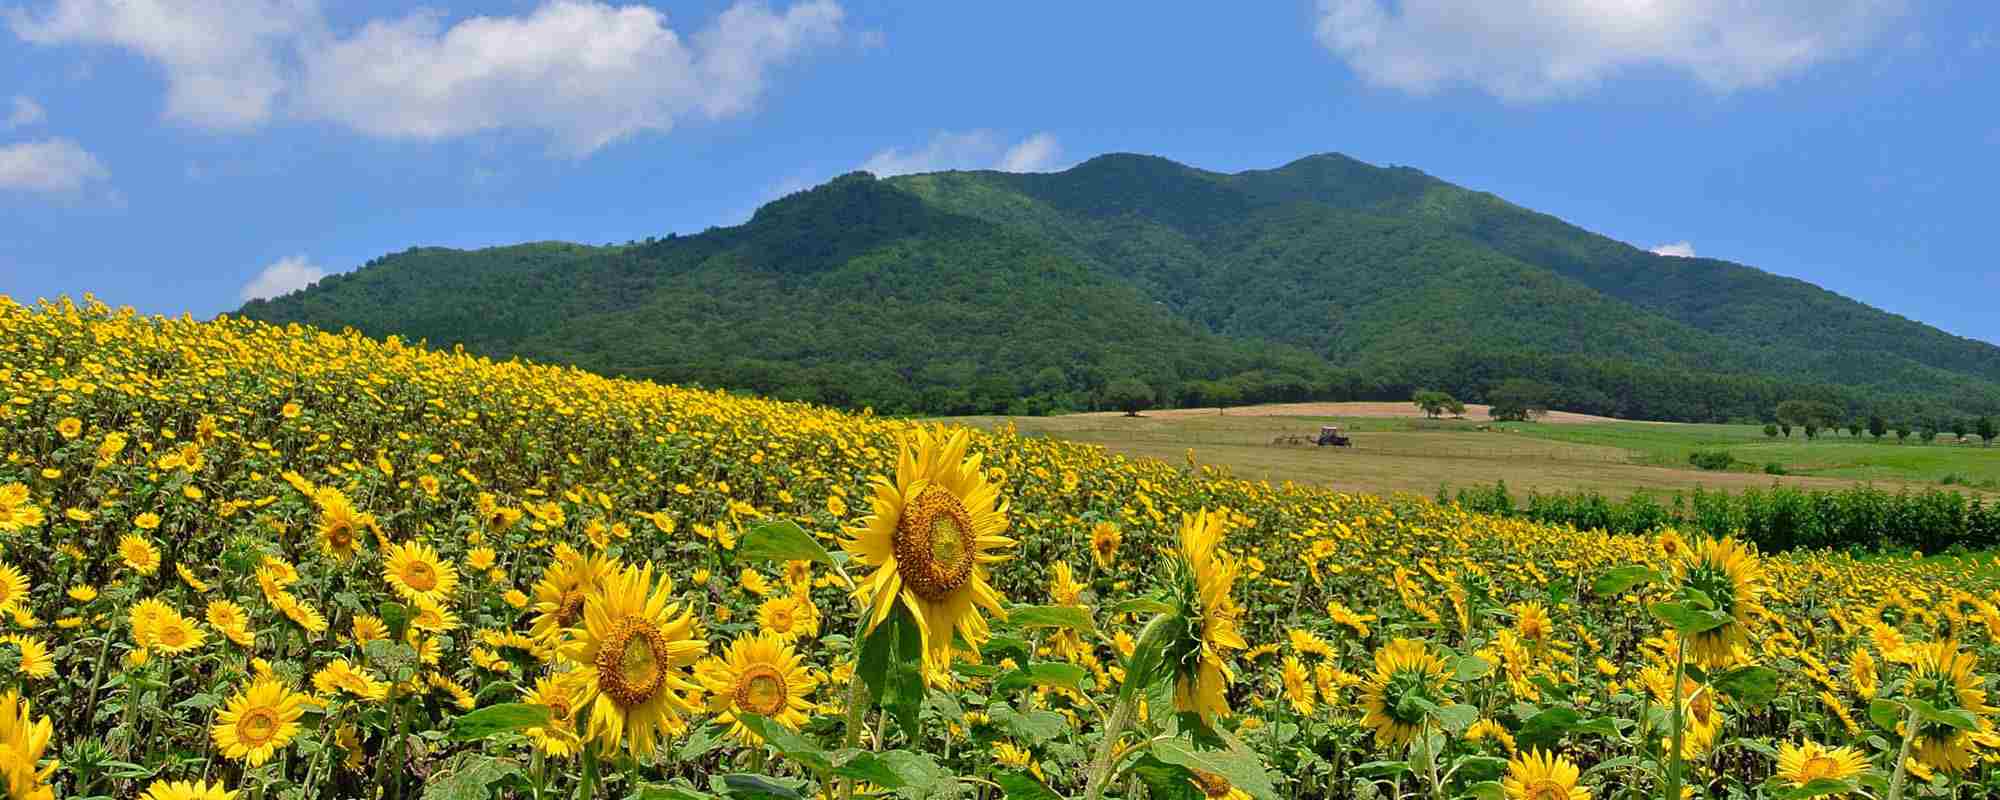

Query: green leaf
[1648,602,1731,635]
[995,662,1088,693]
[736,519,835,566]
[857,605,927,742]
[1152,734,1280,800]
[1768,777,1861,799]
[379,601,410,638]
[420,755,524,800]
[979,635,1033,666]
[876,751,955,797]
[1108,597,1172,616]
[734,715,832,774]
[1463,780,1506,800]
[630,784,718,800]
[1006,604,1095,634]
[1712,666,1780,708]
[829,751,905,788]
[1449,755,1510,783]
[994,771,1063,800]
[709,774,808,800]
[1432,703,1479,734]
[1591,565,1658,596]
[1905,698,1981,732]
[446,703,550,742]
[1128,755,1203,800]
[1120,611,1183,704]
[1868,698,1903,731]
[990,703,1067,745]
[1515,707,1581,752]
[1453,655,1493,682]
[1350,760,1411,778]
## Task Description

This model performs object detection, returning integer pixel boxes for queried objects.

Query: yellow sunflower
[211,678,309,766]
[382,540,458,605]
[206,600,254,647]
[120,534,162,575]
[562,561,705,758]
[1905,639,1994,774]
[140,779,238,800]
[4,636,53,679]
[529,546,619,644]
[1511,602,1554,645]
[1162,510,1247,723]
[754,594,820,644]
[1359,638,1451,748]
[349,614,389,646]
[1671,536,1765,668]
[314,487,367,562]
[1187,770,1250,800]
[0,564,27,616]
[1850,647,1877,699]
[522,672,589,758]
[841,428,1014,672]
[696,632,819,744]
[1775,740,1866,792]
[1281,655,1315,715]
[1501,749,1590,800]
[1089,521,1121,569]
[313,660,389,702]
[0,691,55,800]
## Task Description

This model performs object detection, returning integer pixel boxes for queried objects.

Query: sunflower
[408,597,460,634]
[314,487,366,562]
[140,779,238,800]
[841,428,1014,672]
[755,594,820,644]
[1326,601,1377,638]
[522,673,588,757]
[1186,770,1250,800]
[1671,536,1765,668]
[1155,509,1248,723]
[382,540,458,605]
[1048,561,1084,607]
[0,564,27,617]
[1775,740,1867,792]
[120,534,162,575]
[1467,718,1517,754]
[4,636,53,679]
[529,546,619,644]
[1511,602,1554,645]
[1090,521,1121,569]
[211,678,308,766]
[1905,639,1994,773]
[1359,638,1451,748]
[206,600,254,647]
[1850,646,1877,699]
[129,598,174,648]
[696,632,818,744]
[1281,655,1315,715]
[563,561,705,758]
[349,614,389,646]
[1501,749,1590,800]
[0,691,55,800]
[1641,664,1721,758]
[313,660,389,702]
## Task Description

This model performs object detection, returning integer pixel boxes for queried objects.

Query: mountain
[237,153,2000,422]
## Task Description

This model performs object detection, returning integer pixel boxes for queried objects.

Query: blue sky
[3,1,1998,344]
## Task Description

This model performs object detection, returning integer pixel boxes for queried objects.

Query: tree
[1446,396,1467,418]
[1763,423,1779,438]
[1867,414,1886,441]
[1921,422,1938,443]
[1895,422,1911,443]
[1413,389,1456,419]
[1951,418,1969,441]
[1487,378,1553,422]
[1803,420,1821,440]
[1776,400,1840,442]
[1846,419,1863,438]
[1980,416,1998,447]
[1105,378,1154,417]
[1780,422,1793,438]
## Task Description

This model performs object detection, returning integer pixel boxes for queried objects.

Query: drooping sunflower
[563,561,705,758]
[1905,639,1995,773]
[120,534,162,575]
[0,691,53,800]
[1160,509,1247,723]
[1359,638,1451,748]
[382,540,458,605]
[1775,740,1867,791]
[840,428,1014,672]
[1640,663,1722,758]
[696,632,818,744]
[211,678,309,766]
[529,545,619,644]
[522,672,588,757]
[140,779,238,800]
[1670,536,1765,668]
[1501,749,1590,800]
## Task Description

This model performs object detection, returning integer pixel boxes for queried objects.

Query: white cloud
[5,96,46,129]
[8,0,318,129]
[1650,241,1697,258]
[860,130,1064,177]
[0,137,109,192]
[9,0,845,154]
[239,255,326,301]
[1313,0,1905,101]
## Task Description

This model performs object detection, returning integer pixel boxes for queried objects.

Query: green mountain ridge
[237,152,2000,422]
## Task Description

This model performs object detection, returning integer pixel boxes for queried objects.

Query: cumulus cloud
[5,96,46,129]
[8,0,846,153]
[860,130,1064,177]
[0,137,109,192]
[1650,241,1697,258]
[239,255,326,301]
[1312,0,1905,101]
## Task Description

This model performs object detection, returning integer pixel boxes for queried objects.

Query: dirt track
[1073,401,1643,425]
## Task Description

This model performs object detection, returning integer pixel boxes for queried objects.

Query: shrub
[1763,461,1788,475]
[1688,449,1737,471]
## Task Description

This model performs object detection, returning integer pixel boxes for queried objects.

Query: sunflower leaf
[1152,732,1280,800]
[1648,602,1732,635]
[1712,666,1780,708]
[1127,755,1204,800]
[420,755,525,800]
[1591,565,1659,596]
[1515,706,1581,752]
[445,703,549,742]
[736,519,835,566]
[995,662,1088,693]
[990,703,1066,745]
[736,714,833,774]
[994,770,1063,800]
[709,773,808,800]
[1905,698,1980,732]
[1005,604,1095,634]
[1868,699,1904,731]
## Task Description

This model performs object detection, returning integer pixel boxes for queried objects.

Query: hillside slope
[239,153,2000,421]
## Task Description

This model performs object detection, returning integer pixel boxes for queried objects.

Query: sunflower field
[3,295,2000,800]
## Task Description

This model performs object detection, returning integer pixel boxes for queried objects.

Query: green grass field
[951,404,2000,498]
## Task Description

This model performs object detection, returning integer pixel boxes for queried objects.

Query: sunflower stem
[578,747,600,800]
[1082,689,1138,800]
[1664,635,1687,800]
[1886,702,1921,800]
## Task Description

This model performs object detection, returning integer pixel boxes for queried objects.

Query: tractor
[1315,425,1352,447]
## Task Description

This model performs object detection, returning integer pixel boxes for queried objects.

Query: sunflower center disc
[769,608,794,631]
[1191,770,1233,798]
[239,709,279,745]
[326,522,352,548]
[894,484,978,601]
[1798,755,1840,782]
[1521,780,1566,800]
[158,625,187,648]
[404,562,437,592]
[736,665,789,716]
[597,616,669,707]
[556,591,586,627]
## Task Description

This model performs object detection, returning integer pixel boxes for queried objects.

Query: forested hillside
[239,153,2000,422]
